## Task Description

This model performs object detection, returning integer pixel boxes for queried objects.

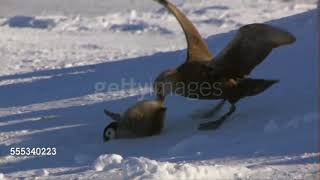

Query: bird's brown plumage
[154,0,295,102]
[153,0,296,130]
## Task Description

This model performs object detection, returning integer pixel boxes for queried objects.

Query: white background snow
[0,0,318,179]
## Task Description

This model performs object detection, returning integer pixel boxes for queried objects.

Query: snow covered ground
[0,0,318,179]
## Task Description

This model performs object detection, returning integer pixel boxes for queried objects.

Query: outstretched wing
[209,23,296,78]
[155,0,213,62]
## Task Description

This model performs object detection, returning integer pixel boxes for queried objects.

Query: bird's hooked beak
[154,69,178,100]
[154,81,167,101]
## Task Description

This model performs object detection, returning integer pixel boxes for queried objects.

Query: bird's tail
[239,78,279,97]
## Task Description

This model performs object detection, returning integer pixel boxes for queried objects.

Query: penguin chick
[103,99,166,142]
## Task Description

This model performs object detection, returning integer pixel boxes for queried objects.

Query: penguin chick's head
[103,122,118,142]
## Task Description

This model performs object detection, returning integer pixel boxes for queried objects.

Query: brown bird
[103,99,166,141]
[153,0,296,130]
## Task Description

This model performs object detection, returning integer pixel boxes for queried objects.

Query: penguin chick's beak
[104,136,110,142]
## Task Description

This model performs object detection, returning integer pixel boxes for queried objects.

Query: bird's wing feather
[155,0,213,62]
[209,23,296,78]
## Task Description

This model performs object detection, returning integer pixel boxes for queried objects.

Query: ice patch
[94,154,123,172]
[4,16,55,29]
[110,21,172,34]
[193,5,230,15]
[80,44,102,50]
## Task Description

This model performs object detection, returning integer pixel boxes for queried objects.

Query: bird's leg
[190,100,226,119]
[201,100,226,119]
[198,103,236,130]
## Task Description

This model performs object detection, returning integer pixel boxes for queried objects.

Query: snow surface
[0,0,319,179]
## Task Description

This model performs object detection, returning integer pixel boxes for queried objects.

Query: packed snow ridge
[93,154,252,180]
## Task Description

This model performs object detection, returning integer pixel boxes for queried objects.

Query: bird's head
[154,69,178,100]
